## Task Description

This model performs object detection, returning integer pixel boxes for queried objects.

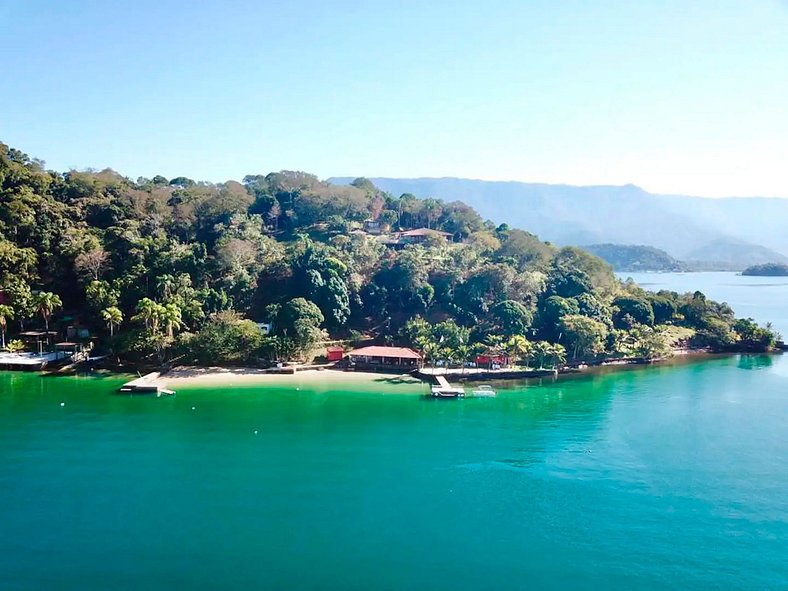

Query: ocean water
[0,273,787,590]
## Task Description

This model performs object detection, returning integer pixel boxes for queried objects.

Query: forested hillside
[0,143,777,368]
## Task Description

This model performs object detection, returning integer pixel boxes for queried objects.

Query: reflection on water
[737,354,774,370]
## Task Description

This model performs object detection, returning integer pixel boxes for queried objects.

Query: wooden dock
[119,372,175,396]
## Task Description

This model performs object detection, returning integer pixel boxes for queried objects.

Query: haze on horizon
[2,0,787,198]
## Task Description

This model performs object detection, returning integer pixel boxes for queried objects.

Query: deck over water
[119,372,163,392]
[0,352,66,369]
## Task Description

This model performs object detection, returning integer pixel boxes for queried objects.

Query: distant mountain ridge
[329,177,788,269]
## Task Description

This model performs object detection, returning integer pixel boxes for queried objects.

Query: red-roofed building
[347,346,423,370]
[326,346,345,362]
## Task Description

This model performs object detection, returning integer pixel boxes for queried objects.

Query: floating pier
[431,375,465,398]
[119,372,175,396]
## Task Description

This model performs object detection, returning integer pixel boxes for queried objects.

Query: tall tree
[33,292,62,338]
[0,304,14,348]
[100,306,123,338]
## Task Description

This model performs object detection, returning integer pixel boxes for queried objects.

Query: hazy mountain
[330,177,788,267]
[683,238,788,268]
[583,244,686,272]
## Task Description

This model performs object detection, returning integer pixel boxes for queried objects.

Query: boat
[431,375,465,398]
[471,385,496,397]
[431,385,466,398]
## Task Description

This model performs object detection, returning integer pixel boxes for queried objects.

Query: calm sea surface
[1,273,787,590]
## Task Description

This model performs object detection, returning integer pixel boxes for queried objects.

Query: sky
[1,0,788,197]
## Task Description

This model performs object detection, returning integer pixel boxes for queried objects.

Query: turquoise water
[618,271,788,337]
[1,273,787,590]
[1,359,787,590]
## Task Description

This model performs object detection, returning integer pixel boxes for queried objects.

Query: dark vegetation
[741,263,788,277]
[0,142,780,369]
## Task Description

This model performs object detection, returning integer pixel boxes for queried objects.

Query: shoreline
[137,348,780,390]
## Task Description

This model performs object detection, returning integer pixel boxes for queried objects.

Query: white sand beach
[160,366,422,387]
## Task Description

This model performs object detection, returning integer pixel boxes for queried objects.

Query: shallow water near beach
[1,353,787,590]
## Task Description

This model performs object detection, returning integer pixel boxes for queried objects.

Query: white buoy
[191,406,195,410]
[60,402,65,407]
[254,430,258,435]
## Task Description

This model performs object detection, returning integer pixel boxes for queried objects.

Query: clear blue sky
[2,0,787,197]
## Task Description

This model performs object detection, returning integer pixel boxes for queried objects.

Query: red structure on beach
[326,346,345,362]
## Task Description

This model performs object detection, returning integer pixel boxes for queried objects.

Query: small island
[741,263,788,277]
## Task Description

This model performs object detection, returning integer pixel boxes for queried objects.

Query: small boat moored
[431,385,466,398]
[471,385,497,397]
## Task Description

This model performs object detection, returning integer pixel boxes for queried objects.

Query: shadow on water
[737,354,774,370]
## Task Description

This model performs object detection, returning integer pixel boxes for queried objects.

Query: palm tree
[548,343,567,369]
[533,341,552,369]
[132,298,161,332]
[160,303,184,338]
[100,306,123,338]
[0,304,14,349]
[506,335,531,368]
[422,342,441,370]
[34,292,62,339]
[156,274,176,302]
[455,343,473,374]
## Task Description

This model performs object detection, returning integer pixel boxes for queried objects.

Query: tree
[613,296,654,328]
[74,247,109,281]
[629,325,671,360]
[505,335,532,367]
[100,306,123,338]
[491,300,533,335]
[532,341,552,369]
[186,311,265,364]
[560,314,608,359]
[161,303,184,338]
[2,278,35,331]
[85,280,119,312]
[0,304,13,348]
[33,292,62,337]
[548,343,567,369]
[132,298,164,332]
[275,298,325,361]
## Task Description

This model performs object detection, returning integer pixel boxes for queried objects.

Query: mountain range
[330,177,788,269]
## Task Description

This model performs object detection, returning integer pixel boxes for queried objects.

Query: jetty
[0,351,68,371]
[119,372,175,396]
[431,375,465,398]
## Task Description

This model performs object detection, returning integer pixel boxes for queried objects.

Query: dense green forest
[0,142,779,369]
